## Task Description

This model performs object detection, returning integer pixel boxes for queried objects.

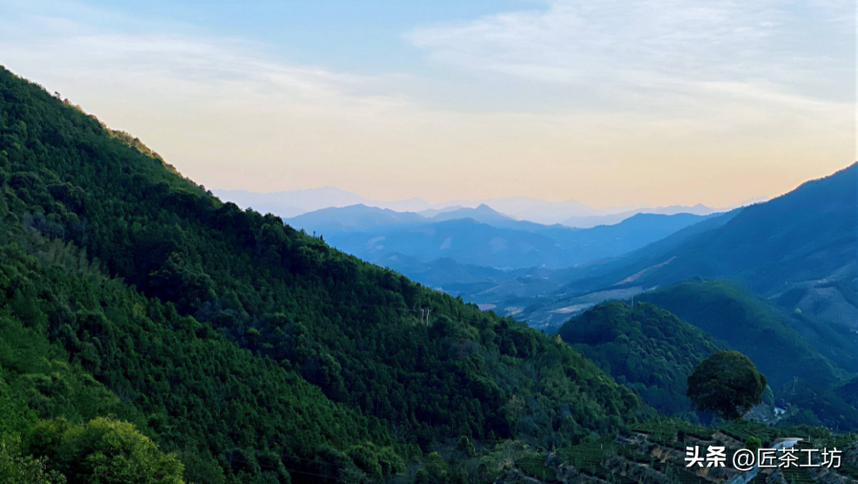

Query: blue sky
[71,1,538,71]
[0,0,854,207]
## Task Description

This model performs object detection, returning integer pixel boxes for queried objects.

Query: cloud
[0,8,447,196]
[0,0,852,208]
[407,0,854,105]
[0,19,404,113]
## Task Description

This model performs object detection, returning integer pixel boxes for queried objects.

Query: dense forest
[637,279,858,430]
[637,280,845,388]
[558,302,728,419]
[0,66,643,483]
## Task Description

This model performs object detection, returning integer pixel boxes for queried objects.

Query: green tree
[745,436,762,454]
[686,351,767,421]
[415,452,450,484]
[0,434,66,484]
[25,417,184,484]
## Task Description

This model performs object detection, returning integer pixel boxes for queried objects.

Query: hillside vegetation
[636,280,845,390]
[637,279,858,430]
[558,302,727,419]
[0,231,401,483]
[0,66,641,483]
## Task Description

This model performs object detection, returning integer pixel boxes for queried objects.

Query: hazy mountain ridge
[288,204,710,271]
[501,163,857,329]
[217,186,731,226]
[285,203,428,233]
[561,203,721,228]
[610,163,857,296]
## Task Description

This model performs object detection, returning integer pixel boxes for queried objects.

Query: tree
[686,351,766,421]
[745,436,762,454]
[0,434,66,484]
[25,417,184,484]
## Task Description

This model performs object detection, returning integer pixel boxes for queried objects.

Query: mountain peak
[430,204,512,223]
[475,203,499,212]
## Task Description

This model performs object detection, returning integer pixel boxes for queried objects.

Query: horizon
[0,0,854,208]
[213,183,770,212]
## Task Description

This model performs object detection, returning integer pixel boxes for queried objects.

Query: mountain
[220,191,609,225]
[559,283,858,429]
[285,203,522,235]
[508,168,858,426]
[289,202,551,234]
[569,163,857,297]
[0,66,643,483]
[333,218,570,269]
[215,186,366,218]
[429,203,516,224]
[636,280,849,393]
[286,204,427,233]
[0,231,390,483]
[409,212,742,327]
[216,187,728,226]
[776,378,858,430]
[418,205,462,217]
[558,302,728,418]
[561,204,720,228]
[565,212,714,245]
[316,212,709,271]
[465,197,600,224]
[511,163,858,330]
[442,198,725,226]
[215,187,444,217]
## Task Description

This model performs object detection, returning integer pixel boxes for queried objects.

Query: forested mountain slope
[0,66,640,483]
[637,279,858,430]
[637,280,846,389]
[0,232,395,483]
[558,302,727,419]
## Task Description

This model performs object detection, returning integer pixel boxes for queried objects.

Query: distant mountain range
[284,204,427,234]
[563,163,857,306]
[560,204,721,228]
[287,202,572,234]
[285,204,711,270]
[471,162,858,330]
[215,187,747,227]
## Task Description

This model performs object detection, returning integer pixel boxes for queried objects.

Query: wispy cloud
[407,0,854,105]
[0,17,405,112]
[0,0,853,208]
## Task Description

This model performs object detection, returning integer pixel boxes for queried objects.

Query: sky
[0,0,854,208]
